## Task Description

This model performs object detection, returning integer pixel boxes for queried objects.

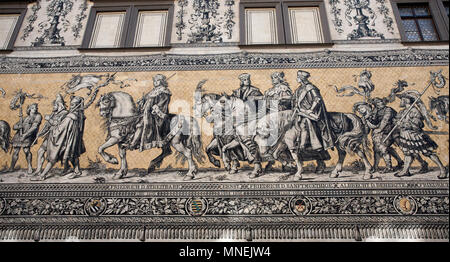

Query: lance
[382,80,434,144]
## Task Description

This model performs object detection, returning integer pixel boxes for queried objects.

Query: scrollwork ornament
[185,197,208,216]
[290,196,312,216]
[393,195,417,215]
[84,197,107,217]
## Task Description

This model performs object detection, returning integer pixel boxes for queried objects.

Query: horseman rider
[264,72,293,112]
[232,73,263,101]
[231,73,264,177]
[130,74,172,152]
[292,70,334,171]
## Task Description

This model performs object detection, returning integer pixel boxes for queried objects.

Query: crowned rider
[264,72,293,113]
[130,74,172,152]
[292,70,334,168]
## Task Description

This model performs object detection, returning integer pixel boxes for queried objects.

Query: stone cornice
[0,48,448,74]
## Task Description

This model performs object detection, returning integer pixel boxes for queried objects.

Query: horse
[429,95,449,123]
[197,93,373,180]
[0,120,10,153]
[96,91,204,180]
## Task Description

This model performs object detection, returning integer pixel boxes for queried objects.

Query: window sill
[401,40,449,45]
[238,43,334,48]
[78,46,172,52]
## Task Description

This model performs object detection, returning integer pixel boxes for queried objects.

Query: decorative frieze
[0,49,448,74]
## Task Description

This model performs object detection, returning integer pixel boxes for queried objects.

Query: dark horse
[97,91,204,180]
[0,120,10,153]
[429,95,449,123]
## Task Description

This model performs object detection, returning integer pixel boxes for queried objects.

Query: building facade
[0,0,448,241]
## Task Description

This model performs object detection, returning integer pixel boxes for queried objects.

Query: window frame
[437,0,449,31]
[0,2,29,51]
[390,0,449,42]
[239,0,331,46]
[81,0,174,49]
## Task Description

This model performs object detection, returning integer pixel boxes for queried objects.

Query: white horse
[198,93,373,180]
[96,91,204,180]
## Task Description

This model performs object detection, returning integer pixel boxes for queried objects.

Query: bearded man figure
[264,72,293,113]
[31,94,68,176]
[33,96,86,181]
[130,74,172,152]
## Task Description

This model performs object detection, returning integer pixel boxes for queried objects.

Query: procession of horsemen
[0,70,448,181]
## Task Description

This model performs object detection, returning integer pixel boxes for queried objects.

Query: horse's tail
[0,120,11,153]
[337,113,371,156]
[188,117,205,164]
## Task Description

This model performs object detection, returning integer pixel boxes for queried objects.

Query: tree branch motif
[176,0,188,40]
[329,0,344,34]
[20,1,41,41]
[375,0,395,34]
[72,0,88,39]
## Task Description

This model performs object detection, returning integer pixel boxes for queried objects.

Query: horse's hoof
[229,169,238,174]
[330,172,339,178]
[363,174,373,180]
[248,172,261,179]
[67,172,82,180]
[30,175,46,181]
[293,174,302,181]
[183,175,194,181]
[437,168,448,179]
[113,171,126,180]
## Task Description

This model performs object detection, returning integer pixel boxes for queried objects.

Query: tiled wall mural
[0,0,448,242]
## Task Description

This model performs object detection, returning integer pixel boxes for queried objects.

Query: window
[0,3,27,51]
[398,3,439,41]
[239,0,331,45]
[82,1,174,49]
[391,0,449,42]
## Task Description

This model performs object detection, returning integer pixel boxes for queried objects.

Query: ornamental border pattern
[0,48,448,74]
